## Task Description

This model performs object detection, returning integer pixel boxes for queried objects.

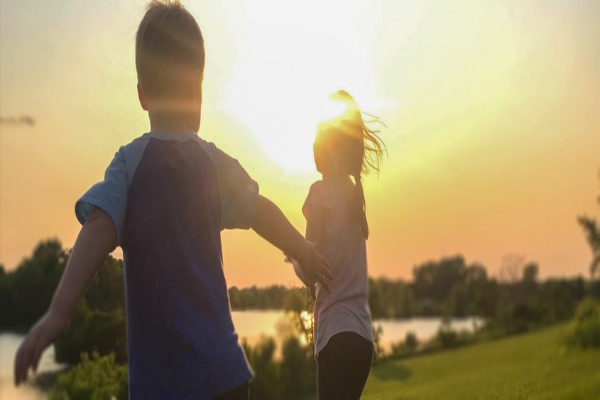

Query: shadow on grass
[371,362,412,382]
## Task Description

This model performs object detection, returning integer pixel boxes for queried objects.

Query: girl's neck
[322,169,350,182]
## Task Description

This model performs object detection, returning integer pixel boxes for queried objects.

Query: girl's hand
[14,309,69,385]
[299,241,333,292]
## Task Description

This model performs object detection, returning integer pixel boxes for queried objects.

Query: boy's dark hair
[136,0,205,100]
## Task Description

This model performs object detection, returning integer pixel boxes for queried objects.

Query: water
[0,333,63,400]
[1,312,482,399]
[373,317,483,351]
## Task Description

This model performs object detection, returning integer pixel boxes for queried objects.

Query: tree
[578,216,600,279]
[2,239,66,330]
[412,256,467,303]
[498,254,525,284]
[280,337,315,398]
[522,263,539,284]
[446,282,469,317]
[578,170,600,279]
[404,331,419,352]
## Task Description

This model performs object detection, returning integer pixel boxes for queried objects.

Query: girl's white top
[300,176,373,355]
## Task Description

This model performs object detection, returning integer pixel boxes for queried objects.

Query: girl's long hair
[314,90,386,239]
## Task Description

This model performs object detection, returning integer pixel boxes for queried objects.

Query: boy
[14,1,332,399]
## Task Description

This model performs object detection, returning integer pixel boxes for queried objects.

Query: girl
[294,90,386,399]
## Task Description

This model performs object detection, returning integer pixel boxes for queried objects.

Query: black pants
[317,332,373,400]
[214,381,249,400]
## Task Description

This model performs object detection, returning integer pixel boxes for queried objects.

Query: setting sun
[213,0,386,172]
[1,0,599,286]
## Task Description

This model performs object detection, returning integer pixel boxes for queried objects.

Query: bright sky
[1,0,599,287]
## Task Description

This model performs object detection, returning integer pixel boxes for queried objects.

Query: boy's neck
[149,111,199,134]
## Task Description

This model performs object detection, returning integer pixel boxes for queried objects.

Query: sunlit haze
[1,0,599,287]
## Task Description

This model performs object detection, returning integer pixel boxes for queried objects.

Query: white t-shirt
[302,177,373,354]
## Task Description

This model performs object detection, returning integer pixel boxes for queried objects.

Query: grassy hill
[363,324,600,400]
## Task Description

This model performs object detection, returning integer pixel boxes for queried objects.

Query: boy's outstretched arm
[14,208,116,385]
[251,195,333,291]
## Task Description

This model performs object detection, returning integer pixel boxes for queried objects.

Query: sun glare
[222,0,378,173]
[227,89,361,173]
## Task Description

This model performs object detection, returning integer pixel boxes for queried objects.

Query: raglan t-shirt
[75,131,258,399]
[302,177,373,355]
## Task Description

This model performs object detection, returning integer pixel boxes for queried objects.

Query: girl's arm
[14,207,116,385]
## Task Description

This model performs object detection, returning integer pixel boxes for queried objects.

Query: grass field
[363,324,600,400]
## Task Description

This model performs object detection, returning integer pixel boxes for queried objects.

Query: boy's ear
[137,83,149,111]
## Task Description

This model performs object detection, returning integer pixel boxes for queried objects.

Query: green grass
[363,324,600,400]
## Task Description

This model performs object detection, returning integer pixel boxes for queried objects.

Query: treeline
[0,239,310,366]
[229,285,289,310]
[0,240,66,331]
[369,255,599,335]
[229,255,599,335]
[3,239,600,365]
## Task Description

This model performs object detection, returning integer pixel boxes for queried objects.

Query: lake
[1,311,481,399]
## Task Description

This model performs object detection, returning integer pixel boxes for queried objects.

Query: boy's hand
[14,207,114,386]
[299,241,333,292]
[251,195,333,290]
[14,309,69,385]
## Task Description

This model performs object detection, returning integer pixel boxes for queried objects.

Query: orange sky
[1,0,599,287]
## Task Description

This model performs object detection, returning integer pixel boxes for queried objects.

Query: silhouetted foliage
[0,239,127,365]
[53,255,126,364]
[413,256,467,303]
[4,237,600,400]
[435,322,459,349]
[242,338,282,400]
[372,325,384,362]
[242,334,315,399]
[225,253,594,338]
[369,277,415,318]
[564,298,600,349]
[280,336,316,398]
[0,239,66,331]
[578,216,600,279]
[50,352,128,400]
[283,287,315,351]
[389,331,419,358]
[54,299,127,364]
[577,170,600,279]
[229,285,289,310]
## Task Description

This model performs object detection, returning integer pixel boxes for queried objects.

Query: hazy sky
[1,0,599,287]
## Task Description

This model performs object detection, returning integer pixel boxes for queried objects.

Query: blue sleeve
[75,149,128,246]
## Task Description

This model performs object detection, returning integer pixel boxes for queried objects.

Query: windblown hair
[314,90,386,239]
[136,1,205,100]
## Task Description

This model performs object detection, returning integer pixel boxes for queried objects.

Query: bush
[372,325,385,362]
[50,352,128,400]
[279,336,315,398]
[243,337,283,400]
[565,298,600,349]
[389,331,419,358]
[54,300,127,364]
[243,335,316,400]
[436,325,459,349]
[404,331,419,352]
